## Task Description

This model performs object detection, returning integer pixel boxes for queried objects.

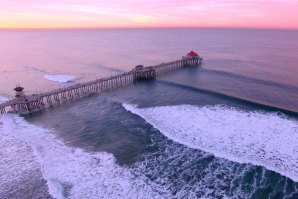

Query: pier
[0,52,202,115]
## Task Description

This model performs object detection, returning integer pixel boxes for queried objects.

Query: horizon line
[1,26,298,31]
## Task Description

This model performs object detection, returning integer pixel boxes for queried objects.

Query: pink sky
[0,0,298,29]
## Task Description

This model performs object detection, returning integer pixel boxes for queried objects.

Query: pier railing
[0,57,202,115]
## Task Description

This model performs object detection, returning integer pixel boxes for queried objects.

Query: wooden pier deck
[0,56,202,115]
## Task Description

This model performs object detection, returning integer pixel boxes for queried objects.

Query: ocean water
[0,28,298,199]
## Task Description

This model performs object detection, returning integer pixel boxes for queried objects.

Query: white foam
[0,114,169,199]
[0,96,9,104]
[44,74,76,83]
[134,139,252,198]
[123,104,298,182]
[0,121,44,198]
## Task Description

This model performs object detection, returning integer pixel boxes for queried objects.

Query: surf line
[0,51,203,115]
[157,80,298,118]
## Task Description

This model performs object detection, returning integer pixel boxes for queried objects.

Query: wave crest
[123,104,298,182]
[44,74,76,83]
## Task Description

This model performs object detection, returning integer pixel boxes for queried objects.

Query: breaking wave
[0,114,170,199]
[123,104,298,182]
[44,74,76,83]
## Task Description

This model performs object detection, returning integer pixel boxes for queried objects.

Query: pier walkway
[0,55,202,115]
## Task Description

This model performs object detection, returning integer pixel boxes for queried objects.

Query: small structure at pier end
[0,52,203,115]
[12,85,44,114]
[182,51,203,67]
[14,85,26,99]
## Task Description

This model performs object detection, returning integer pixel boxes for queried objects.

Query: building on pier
[187,51,199,57]
[14,85,26,99]
[182,50,199,59]
[182,51,202,67]
[134,65,144,70]
[133,65,156,81]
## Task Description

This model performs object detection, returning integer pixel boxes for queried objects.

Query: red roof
[187,51,198,57]
[14,86,24,91]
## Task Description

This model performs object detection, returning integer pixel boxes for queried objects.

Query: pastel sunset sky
[0,0,297,29]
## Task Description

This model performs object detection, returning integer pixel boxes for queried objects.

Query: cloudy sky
[0,0,297,29]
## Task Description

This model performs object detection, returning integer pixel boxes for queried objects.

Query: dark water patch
[100,80,257,112]
[206,58,261,67]
[157,67,298,116]
[202,68,298,93]
[156,80,298,118]
[131,128,298,199]
[26,94,152,165]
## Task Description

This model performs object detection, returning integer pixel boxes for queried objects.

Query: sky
[0,0,298,29]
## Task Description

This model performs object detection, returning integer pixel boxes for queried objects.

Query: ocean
[0,28,298,199]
